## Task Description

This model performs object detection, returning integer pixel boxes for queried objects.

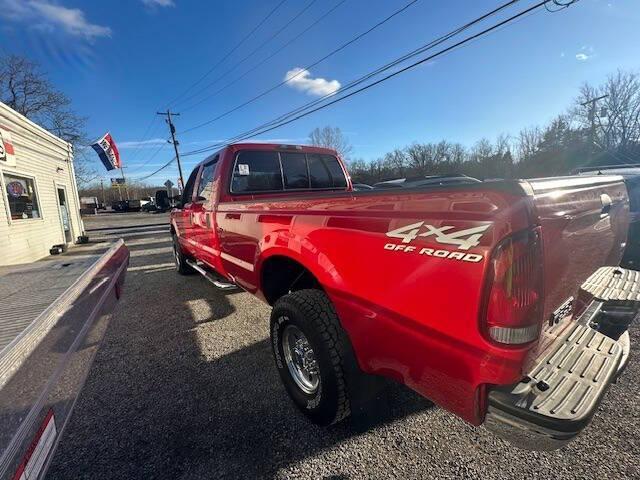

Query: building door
[57,187,73,244]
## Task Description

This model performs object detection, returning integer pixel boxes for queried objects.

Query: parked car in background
[111,200,128,212]
[575,164,640,270]
[126,199,142,212]
[141,197,158,212]
[170,143,638,451]
[80,196,100,215]
[352,183,373,191]
[373,174,481,189]
[155,190,171,212]
[110,199,142,213]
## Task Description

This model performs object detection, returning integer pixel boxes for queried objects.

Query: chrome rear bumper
[485,266,638,451]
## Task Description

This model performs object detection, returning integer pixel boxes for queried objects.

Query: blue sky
[1,0,638,186]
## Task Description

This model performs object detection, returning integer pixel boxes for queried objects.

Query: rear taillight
[482,227,544,345]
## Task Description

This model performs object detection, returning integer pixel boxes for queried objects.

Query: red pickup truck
[170,143,638,450]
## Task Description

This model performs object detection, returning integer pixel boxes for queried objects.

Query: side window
[182,166,199,205]
[308,154,346,188]
[281,152,309,189]
[231,151,282,193]
[196,157,217,202]
[322,155,348,188]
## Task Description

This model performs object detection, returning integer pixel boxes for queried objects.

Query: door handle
[225,213,241,220]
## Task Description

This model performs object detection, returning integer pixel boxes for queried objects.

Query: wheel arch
[259,254,325,306]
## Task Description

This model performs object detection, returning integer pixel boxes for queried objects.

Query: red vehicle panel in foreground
[171,143,638,450]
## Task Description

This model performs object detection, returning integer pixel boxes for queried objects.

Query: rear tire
[270,289,352,426]
[172,233,194,275]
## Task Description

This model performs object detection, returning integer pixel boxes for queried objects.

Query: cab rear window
[308,154,347,189]
[230,150,347,194]
[231,151,282,193]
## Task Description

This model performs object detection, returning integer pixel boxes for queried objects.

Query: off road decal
[386,222,490,250]
[384,222,490,263]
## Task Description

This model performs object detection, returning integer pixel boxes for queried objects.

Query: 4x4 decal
[386,222,491,251]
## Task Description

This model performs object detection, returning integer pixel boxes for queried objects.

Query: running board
[186,260,238,290]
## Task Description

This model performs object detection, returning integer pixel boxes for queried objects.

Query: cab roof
[202,142,339,165]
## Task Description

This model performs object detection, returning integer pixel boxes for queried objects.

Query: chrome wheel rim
[282,323,319,394]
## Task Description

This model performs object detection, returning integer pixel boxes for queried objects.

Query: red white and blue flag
[91,132,121,171]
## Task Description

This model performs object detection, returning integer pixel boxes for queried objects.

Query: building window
[3,173,41,220]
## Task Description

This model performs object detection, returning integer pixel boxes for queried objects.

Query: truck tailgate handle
[225,213,241,220]
[600,193,612,216]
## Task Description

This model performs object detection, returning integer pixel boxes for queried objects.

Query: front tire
[172,233,194,275]
[270,289,352,426]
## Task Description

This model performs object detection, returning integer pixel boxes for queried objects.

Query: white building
[0,102,84,266]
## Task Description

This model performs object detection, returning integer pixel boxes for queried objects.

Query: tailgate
[527,175,629,356]
[0,240,129,479]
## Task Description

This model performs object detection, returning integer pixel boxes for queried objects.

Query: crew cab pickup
[170,143,638,450]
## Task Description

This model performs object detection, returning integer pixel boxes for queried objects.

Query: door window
[182,166,200,205]
[196,157,217,202]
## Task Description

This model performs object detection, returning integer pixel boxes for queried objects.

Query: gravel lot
[48,212,640,479]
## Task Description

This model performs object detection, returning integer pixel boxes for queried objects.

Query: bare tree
[308,126,353,160]
[383,148,408,176]
[573,70,640,152]
[515,126,543,161]
[405,143,436,170]
[0,54,92,184]
[470,138,494,161]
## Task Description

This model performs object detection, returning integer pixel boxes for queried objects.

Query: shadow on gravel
[47,226,434,480]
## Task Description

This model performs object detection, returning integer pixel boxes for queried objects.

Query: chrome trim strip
[220,252,254,272]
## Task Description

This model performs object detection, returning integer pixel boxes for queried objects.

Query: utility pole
[120,166,129,200]
[581,94,609,163]
[157,110,185,189]
[100,179,105,206]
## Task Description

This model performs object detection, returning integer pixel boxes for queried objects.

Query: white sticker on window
[238,164,250,175]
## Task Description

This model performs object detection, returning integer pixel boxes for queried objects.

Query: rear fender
[256,230,345,297]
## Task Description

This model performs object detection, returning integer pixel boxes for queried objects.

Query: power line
[127,141,169,175]
[136,156,177,182]
[224,0,526,146]
[182,0,579,157]
[181,0,420,134]
[124,115,160,166]
[180,0,523,154]
[165,0,289,108]
[180,0,349,113]
[174,0,318,109]
[128,0,290,168]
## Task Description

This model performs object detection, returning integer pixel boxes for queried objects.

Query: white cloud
[284,68,341,96]
[0,0,111,39]
[576,45,595,62]
[141,0,175,7]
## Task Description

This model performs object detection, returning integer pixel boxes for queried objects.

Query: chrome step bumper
[485,266,638,451]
